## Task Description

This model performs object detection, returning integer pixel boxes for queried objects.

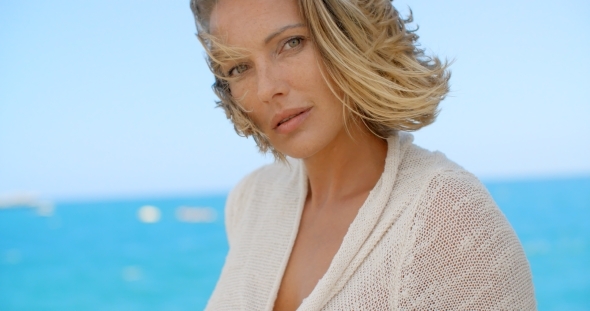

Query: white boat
[0,192,55,216]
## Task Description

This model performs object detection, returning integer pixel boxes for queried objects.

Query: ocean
[1,177,589,310]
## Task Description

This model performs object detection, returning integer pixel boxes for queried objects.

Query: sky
[1,0,589,201]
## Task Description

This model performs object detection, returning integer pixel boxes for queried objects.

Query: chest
[206,188,417,311]
[272,197,364,311]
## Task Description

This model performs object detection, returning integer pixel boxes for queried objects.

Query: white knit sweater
[206,133,536,310]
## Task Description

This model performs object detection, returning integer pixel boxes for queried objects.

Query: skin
[209,0,388,309]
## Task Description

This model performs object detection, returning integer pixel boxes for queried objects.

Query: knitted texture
[206,132,536,310]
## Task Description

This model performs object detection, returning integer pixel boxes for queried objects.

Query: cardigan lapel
[261,160,309,311]
[298,133,408,310]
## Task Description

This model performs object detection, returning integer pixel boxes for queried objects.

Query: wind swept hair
[190,0,451,160]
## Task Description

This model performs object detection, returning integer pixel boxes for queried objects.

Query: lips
[278,111,304,126]
[271,107,312,134]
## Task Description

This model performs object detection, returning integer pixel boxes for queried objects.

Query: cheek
[296,53,342,106]
[228,82,248,106]
[230,82,267,129]
[228,78,253,109]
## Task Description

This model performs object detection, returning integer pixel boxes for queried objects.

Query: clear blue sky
[1,0,589,200]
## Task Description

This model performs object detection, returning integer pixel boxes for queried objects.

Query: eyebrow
[264,23,305,44]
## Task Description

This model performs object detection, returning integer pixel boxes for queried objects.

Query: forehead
[209,0,303,46]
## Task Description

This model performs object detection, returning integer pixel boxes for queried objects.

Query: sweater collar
[297,132,410,310]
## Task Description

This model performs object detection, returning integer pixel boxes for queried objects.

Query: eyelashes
[283,37,303,50]
[227,63,249,77]
[224,36,306,78]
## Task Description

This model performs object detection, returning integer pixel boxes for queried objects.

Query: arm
[398,171,536,310]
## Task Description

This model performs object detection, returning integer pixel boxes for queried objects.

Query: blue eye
[228,64,249,77]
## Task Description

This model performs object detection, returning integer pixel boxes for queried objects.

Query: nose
[256,61,286,103]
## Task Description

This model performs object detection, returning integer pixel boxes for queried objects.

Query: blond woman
[190,0,536,309]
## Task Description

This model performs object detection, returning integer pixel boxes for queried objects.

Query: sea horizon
[1,175,589,310]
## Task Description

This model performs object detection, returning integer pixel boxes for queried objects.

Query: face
[209,0,347,159]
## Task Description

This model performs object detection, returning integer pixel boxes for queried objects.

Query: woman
[190,0,536,310]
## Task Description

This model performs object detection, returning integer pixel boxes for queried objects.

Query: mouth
[278,111,304,126]
[272,107,312,134]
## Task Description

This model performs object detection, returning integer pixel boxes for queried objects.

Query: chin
[270,132,333,160]
[279,147,315,160]
[271,140,313,159]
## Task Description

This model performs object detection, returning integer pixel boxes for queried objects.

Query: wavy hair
[190,0,450,160]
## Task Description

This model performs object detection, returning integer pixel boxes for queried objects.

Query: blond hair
[190,0,450,160]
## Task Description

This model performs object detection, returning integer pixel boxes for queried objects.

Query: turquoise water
[1,177,589,310]
[486,177,590,310]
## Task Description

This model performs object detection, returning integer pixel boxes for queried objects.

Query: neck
[302,123,388,209]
